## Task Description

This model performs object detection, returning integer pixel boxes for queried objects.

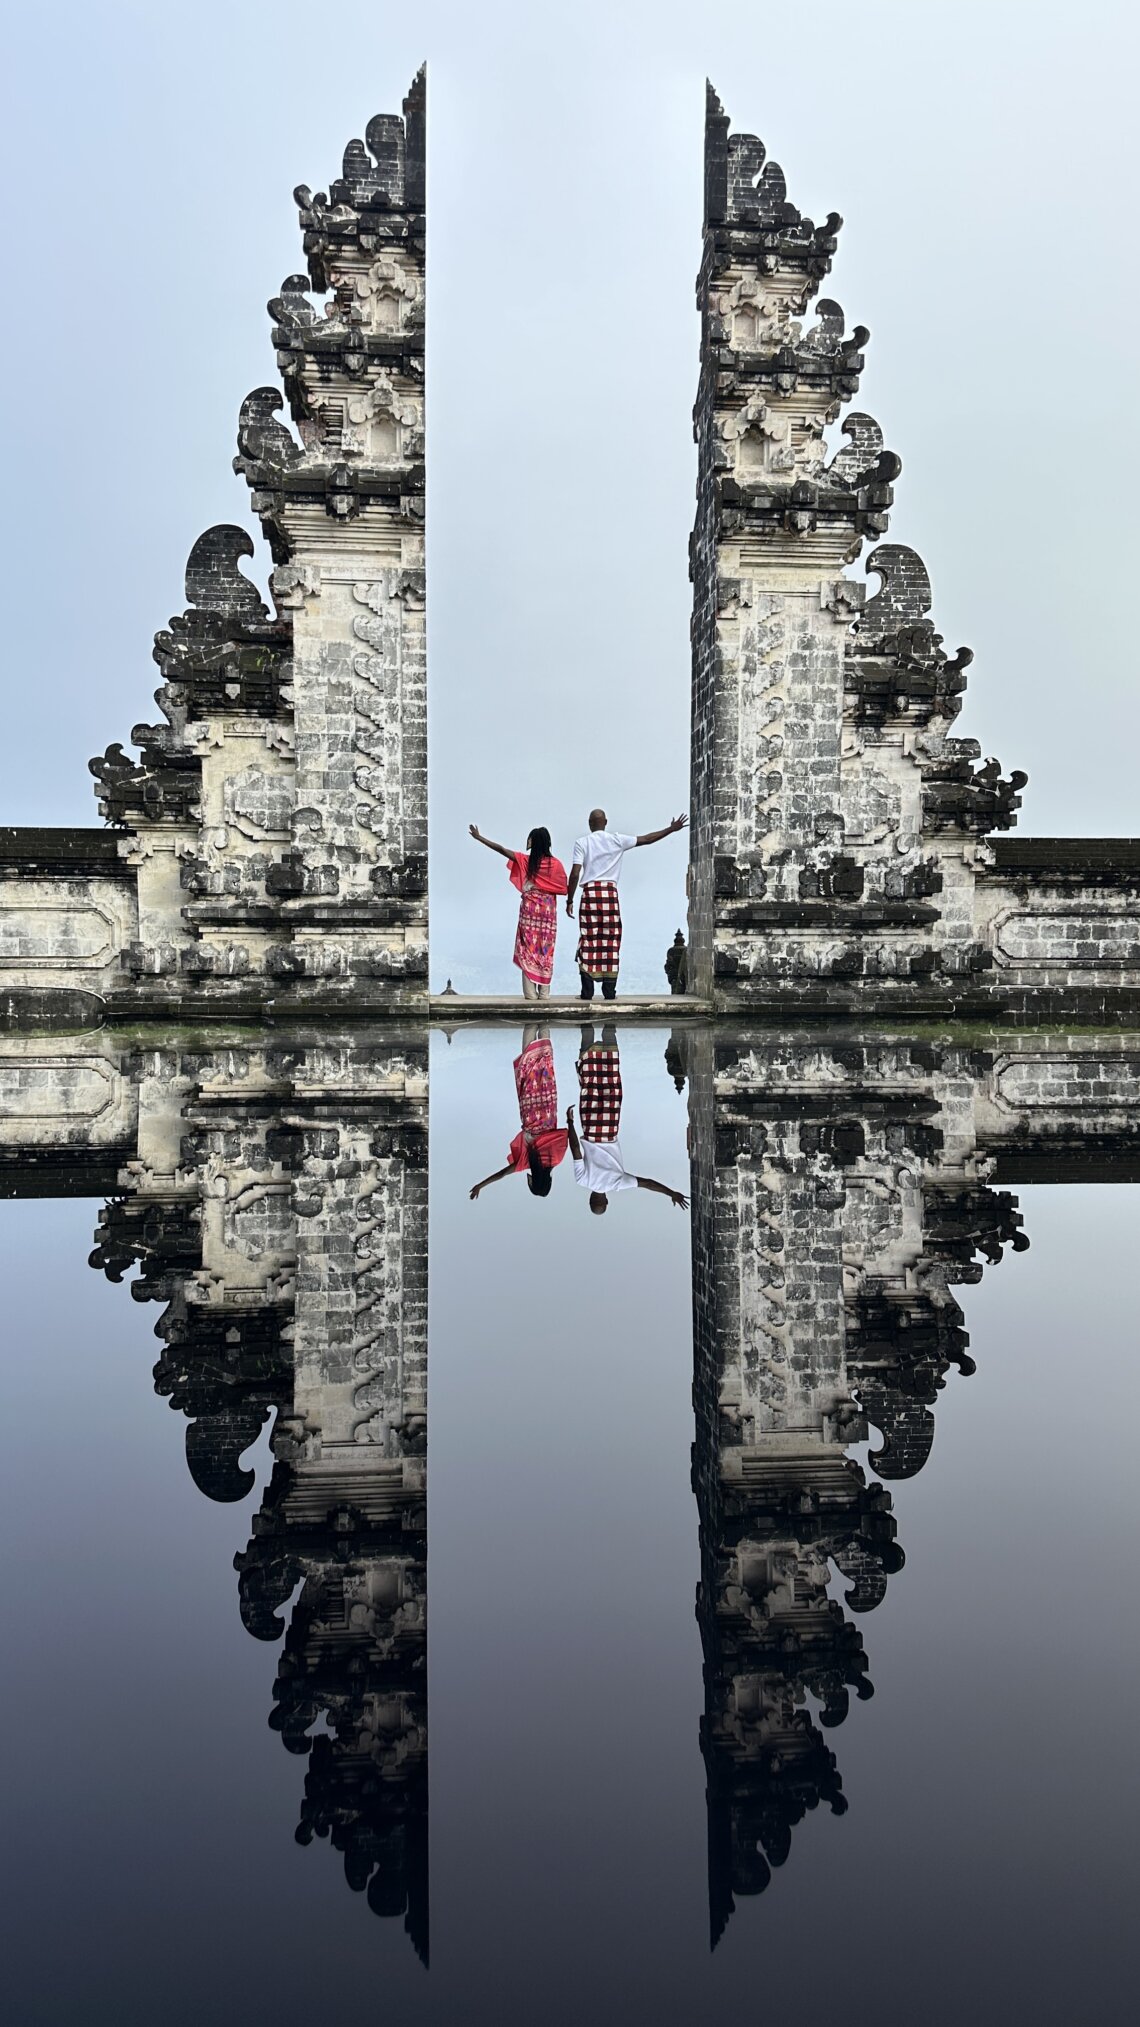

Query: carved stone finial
[183,525,268,620]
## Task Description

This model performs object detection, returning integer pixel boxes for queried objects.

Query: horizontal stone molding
[993,1054,1140,1112]
[991,906,1140,971]
[0,1055,119,1125]
[0,893,124,970]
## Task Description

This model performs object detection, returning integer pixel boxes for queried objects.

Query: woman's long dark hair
[526,1144,553,1197]
[526,827,553,882]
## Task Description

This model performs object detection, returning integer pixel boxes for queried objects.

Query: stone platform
[429,994,711,1021]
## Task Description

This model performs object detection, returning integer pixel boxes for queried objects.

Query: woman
[469,822,569,998]
[469,1025,569,1201]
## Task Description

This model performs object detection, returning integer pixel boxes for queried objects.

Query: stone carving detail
[4,72,1139,1022]
[686,87,1112,1017]
[66,74,428,1014]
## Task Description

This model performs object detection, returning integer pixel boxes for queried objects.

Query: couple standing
[469,807,687,999]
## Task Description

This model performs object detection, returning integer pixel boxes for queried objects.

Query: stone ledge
[988,838,1140,882]
[429,994,711,1021]
[0,827,132,876]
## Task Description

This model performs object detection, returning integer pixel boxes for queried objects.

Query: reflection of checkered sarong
[578,1047,623,1143]
[576,880,622,981]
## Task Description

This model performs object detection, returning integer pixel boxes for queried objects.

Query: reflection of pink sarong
[507,1037,568,1171]
[515,1036,557,1133]
[513,888,558,986]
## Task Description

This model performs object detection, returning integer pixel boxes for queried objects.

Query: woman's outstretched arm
[469,823,513,859]
[470,1163,514,1200]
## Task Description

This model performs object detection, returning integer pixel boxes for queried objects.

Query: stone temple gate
[0,69,1136,1021]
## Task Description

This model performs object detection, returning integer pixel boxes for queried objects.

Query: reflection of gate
[0,1027,430,1955]
[675,1022,1140,1939]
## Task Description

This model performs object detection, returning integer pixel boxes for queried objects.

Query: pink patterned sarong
[513,887,558,987]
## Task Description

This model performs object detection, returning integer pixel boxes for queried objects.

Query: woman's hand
[469,1181,483,1200]
[468,823,482,842]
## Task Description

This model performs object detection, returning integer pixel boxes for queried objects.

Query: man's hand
[635,813,689,848]
[566,1107,575,1127]
[671,1190,689,1210]
[565,900,574,917]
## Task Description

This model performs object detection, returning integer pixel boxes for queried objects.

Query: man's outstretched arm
[566,864,581,916]
[635,813,688,848]
[636,1174,689,1209]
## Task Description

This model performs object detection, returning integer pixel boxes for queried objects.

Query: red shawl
[507,1128,569,1172]
[508,850,568,896]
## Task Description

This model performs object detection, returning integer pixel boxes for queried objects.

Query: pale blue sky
[3,0,1138,989]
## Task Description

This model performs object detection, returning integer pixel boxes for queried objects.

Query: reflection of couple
[469,1025,567,1200]
[469,1026,688,1215]
[469,807,687,1000]
[567,1027,688,1214]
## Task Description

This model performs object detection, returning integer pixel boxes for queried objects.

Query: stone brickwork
[676,1022,1140,1937]
[688,87,1139,1019]
[0,74,1137,1022]
[2,1029,431,1952]
[1,75,427,1021]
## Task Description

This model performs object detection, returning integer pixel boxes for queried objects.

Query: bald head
[589,808,607,831]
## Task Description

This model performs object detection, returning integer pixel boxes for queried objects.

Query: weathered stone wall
[2,75,428,1022]
[0,829,138,1023]
[688,89,1137,1019]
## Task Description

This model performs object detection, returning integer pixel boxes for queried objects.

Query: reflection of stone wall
[680,1025,1140,1940]
[8,1030,432,1954]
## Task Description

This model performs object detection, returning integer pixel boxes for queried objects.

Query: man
[566,808,687,1000]
[566,1026,689,1217]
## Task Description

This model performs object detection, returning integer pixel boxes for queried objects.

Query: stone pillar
[237,71,428,1003]
[688,88,1026,1013]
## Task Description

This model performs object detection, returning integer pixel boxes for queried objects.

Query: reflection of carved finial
[236,388,303,473]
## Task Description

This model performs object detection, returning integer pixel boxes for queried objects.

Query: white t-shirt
[574,1141,638,1195]
[572,829,637,885]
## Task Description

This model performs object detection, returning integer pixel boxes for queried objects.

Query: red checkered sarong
[577,1045,623,1144]
[576,880,622,981]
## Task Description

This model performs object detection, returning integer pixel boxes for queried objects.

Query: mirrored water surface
[1,1021,1137,2027]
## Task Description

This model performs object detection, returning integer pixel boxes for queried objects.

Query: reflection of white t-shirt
[573,830,637,884]
[574,1141,637,1194]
